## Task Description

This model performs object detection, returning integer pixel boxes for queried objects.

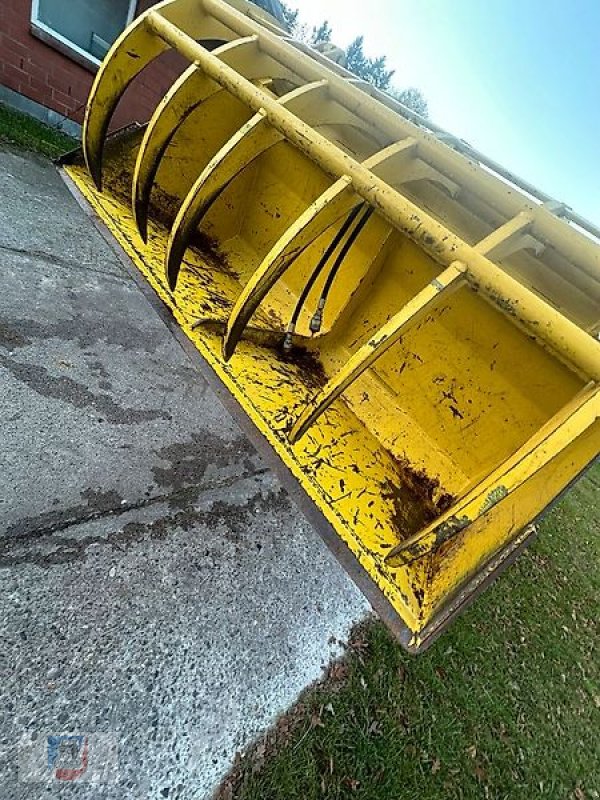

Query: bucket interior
[63,111,587,636]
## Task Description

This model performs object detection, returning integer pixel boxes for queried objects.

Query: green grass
[0,102,77,158]
[218,464,599,800]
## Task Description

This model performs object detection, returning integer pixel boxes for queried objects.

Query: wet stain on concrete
[0,321,31,349]
[86,358,111,380]
[0,354,171,424]
[0,485,287,568]
[1,312,163,354]
[152,432,258,508]
[86,358,113,391]
[121,487,287,545]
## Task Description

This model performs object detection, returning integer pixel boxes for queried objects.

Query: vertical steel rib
[287,263,467,444]
[164,79,330,287]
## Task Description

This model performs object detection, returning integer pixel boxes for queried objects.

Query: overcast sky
[292,0,600,225]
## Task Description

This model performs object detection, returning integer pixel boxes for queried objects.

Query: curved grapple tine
[132,34,278,240]
[132,64,224,241]
[221,139,422,360]
[83,0,225,191]
[164,113,280,289]
[222,177,356,359]
[165,79,330,291]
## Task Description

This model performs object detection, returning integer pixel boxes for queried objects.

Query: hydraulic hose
[281,203,365,353]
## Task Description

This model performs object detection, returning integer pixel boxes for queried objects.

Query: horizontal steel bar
[145,9,600,381]
[200,0,599,278]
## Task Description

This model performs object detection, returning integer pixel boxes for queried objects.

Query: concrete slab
[0,147,125,278]
[0,144,368,799]
[0,248,258,534]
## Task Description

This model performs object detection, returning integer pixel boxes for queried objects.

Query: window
[31,0,137,70]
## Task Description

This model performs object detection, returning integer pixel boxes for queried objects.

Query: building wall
[0,0,186,132]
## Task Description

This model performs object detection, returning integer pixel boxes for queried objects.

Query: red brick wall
[0,0,186,130]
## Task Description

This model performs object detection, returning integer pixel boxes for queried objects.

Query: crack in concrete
[1,469,270,544]
[4,488,164,544]
[0,469,278,568]
[0,242,131,282]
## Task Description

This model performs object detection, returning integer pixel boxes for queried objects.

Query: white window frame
[31,0,137,71]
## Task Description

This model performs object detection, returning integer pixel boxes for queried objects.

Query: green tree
[389,87,429,117]
[280,3,299,32]
[311,20,332,45]
[346,36,395,91]
[278,2,429,116]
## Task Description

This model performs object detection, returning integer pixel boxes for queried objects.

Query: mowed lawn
[218,463,599,800]
[0,103,76,157]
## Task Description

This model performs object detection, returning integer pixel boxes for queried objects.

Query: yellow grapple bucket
[61,0,600,651]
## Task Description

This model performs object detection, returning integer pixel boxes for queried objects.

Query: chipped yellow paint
[386,382,600,567]
[288,262,466,444]
[66,155,432,633]
[64,130,598,643]
[71,0,600,647]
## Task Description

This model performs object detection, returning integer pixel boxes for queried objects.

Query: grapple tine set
[62,0,600,650]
